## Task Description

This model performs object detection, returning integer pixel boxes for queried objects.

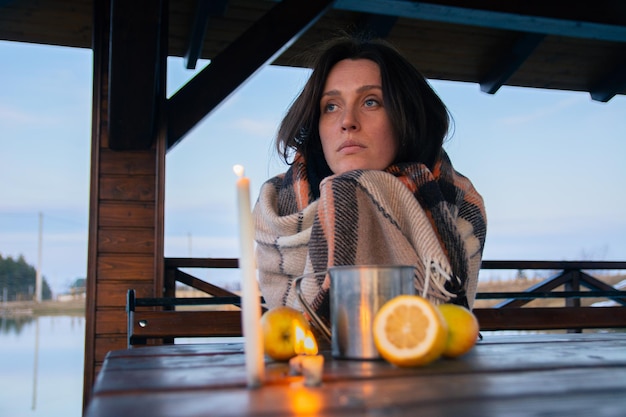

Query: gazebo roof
[3,0,625,104]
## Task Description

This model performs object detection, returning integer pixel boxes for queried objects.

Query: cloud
[0,103,58,127]
[495,95,584,127]
[165,234,239,258]
[233,117,278,138]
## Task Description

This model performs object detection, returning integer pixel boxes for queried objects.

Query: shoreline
[1,298,86,316]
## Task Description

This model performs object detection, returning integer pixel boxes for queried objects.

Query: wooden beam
[183,0,229,70]
[165,257,239,268]
[480,32,545,94]
[480,260,626,270]
[476,290,626,301]
[474,306,626,331]
[166,0,334,150]
[493,270,575,308]
[577,271,626,305]
[332,0,626,42]
[590,57,626,102]
[108,0,163,150]
[129,310,243,345]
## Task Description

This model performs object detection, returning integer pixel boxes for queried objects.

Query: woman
[253,33,487,321]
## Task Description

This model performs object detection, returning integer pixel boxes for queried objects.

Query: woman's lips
[337,140,365,153]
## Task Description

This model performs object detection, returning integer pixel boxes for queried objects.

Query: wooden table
[85,333,626,417]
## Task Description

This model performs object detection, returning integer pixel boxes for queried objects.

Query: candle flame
[304,331,318,355]
[233,164,244,178]
[294,322,318,355]
[294,321,306,354]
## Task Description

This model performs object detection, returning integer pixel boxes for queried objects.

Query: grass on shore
[1,298,85,316]
[474,273,625,308]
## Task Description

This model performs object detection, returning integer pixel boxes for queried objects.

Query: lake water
[0,315,85,417]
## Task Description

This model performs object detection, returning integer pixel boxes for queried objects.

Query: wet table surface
[85,333,626,417]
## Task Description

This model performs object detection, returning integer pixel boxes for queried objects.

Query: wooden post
[83,0,166,408]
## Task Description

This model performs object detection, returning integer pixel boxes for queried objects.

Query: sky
[1,40,625,295]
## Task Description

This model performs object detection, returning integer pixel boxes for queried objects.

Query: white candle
[301,355,324,387]
[234,164,265,388]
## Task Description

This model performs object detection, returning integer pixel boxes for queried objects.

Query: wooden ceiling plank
[590,58,626,102]
[357,14,398,38]
[166,0,334,151]
[480,32,545,94]
[332,0,626,42]
[184,0,229,70]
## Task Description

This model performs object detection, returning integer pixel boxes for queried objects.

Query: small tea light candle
[289,324,324,386]
[301,354,324,387]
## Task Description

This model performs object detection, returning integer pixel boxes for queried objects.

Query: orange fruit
[373,295,448,367]
[261,306,311,361]
[437,303,479,358]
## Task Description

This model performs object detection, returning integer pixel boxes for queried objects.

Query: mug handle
[294,272,332,342]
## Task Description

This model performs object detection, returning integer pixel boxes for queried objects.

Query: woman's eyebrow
[321,84,383,98]
[321,89,340,98]
[357,84,382,93]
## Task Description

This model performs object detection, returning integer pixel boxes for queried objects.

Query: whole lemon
[261,306,311,361]
[437,303,480,358]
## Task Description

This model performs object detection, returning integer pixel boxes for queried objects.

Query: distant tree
[70,277,86,289]
[69,277,87,296]
[0,254,52,301]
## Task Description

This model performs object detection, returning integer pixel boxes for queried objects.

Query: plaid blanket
[253,151,486,320]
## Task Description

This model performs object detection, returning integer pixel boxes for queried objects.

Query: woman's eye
[324,103,337,112]
[364,98,380,108]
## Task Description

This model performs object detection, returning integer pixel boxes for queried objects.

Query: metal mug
[295,265,416,360]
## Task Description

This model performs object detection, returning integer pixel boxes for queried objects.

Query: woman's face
[318,58,398,175]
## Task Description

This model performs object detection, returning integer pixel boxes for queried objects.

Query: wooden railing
[157,258,626,333]
[164,257,240,299]
[474,261,626,332]
[478,260,626,306]
[127,258,250,347]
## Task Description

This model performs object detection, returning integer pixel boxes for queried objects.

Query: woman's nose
[341,108,359,131]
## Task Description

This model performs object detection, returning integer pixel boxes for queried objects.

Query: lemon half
[373,295,448,367]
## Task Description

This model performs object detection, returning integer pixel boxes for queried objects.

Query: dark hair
[276,32,451,174]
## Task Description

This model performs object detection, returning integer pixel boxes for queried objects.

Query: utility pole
[35,212,43,303]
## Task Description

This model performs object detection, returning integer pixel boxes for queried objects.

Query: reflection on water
[0,315,85,417]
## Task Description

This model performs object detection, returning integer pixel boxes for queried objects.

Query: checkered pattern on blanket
[253,151,486,320]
